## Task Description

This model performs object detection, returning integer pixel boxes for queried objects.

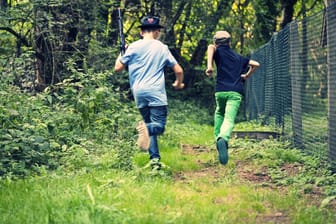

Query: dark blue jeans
[139,106,168,160]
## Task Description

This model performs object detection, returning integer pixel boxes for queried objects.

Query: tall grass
[0,99,335,224]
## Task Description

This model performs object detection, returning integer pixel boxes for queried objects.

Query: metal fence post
[326,3,336,171]
[289,21,303,149]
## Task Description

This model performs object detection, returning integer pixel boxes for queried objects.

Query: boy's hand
[205,68,213,77]
[172,80,185,90]
[241,73,248,80]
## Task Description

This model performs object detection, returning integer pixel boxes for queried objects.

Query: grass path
[1,121,335,224]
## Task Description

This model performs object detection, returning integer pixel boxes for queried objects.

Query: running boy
[114,16,184,171]
[205,30,260,165]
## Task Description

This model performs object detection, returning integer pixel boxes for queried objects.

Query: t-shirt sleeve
[120,45,134,65]
[165,45,178,67]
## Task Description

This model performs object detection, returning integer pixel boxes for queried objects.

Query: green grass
[1,101,336,224]
[1,155,334,224]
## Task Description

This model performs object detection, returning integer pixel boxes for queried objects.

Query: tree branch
[0,26,30,46]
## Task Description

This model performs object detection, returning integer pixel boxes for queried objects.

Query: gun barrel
[117,8,125,55]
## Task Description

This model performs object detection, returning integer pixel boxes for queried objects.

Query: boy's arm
[241,59,260,80]
[172,63,185,90]
[205,44,216,77]
[114,54,126,72]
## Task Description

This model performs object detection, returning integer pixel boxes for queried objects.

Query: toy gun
[117,8,126,55]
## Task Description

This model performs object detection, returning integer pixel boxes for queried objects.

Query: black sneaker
[216,138,228,165]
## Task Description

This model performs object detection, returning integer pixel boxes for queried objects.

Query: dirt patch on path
[175,144,308,186]
[173,144,336,223]
[174,144,226,183]
[175,144,276,184]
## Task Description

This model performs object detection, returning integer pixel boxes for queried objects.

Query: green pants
[214,91,242,142]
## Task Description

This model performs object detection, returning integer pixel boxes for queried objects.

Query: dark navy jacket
[214,45,250,95]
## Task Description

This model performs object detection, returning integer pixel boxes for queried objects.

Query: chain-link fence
[245,3,336,170]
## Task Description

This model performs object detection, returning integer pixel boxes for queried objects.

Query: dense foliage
[0,67,140,177]
[0,0,326,90]
[0,0,328,177]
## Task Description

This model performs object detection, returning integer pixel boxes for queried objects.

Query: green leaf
[47,95,53,104]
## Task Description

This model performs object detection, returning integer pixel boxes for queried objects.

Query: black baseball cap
[139,16,164,29]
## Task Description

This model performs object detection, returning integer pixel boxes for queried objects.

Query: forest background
[0,0,334,180]
[0,0,327,93]
[1,0,336,223]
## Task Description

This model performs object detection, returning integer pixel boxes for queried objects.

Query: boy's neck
[143,33,155,39]
[141,31,159,40]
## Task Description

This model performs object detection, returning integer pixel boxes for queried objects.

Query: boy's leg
[214,92,227,140]
[218,92,242,141]
[139,106,167,162]
[147,106,167,137]
[137,107,151,150]
[214,92,242,165]
[148,135,160,160]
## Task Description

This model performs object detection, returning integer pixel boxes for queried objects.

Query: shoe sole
[136,121,150,150]
[216,138,228,165]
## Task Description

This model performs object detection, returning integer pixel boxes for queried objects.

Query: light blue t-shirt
[120,39,177,108]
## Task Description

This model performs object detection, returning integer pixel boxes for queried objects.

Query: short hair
[141,27,161,33]
[214,37,230,46]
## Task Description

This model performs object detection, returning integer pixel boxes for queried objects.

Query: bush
[0,69,138,178]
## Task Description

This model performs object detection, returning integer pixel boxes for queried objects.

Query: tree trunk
[190,0,234,66]
[190,39,207,65]
[176,2,191,54]
[324,0,336,6]
[253,0,279,44]
[183,0,234,86]
[33,0,96,89]
[33,1,57,88]
[280,0,298,29]
[155,0,176,46]
[109,0,141,46]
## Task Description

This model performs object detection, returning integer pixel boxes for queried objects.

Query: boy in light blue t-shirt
[115,16,184,171]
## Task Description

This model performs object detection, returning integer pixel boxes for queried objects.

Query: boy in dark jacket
[206,30,260,165]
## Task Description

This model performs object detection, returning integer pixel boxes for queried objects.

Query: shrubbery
[0,68,138,178]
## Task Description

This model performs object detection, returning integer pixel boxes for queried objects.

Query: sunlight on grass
[2,168,327,224]
[1,99,335,224]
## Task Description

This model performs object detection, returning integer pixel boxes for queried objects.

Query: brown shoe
[136,121,150,150]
